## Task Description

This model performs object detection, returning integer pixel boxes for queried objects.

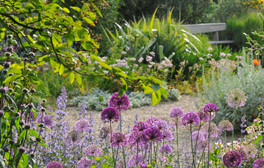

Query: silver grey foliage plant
[198,49,264,127]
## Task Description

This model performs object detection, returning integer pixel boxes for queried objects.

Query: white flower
[146,56,152,62]
[199,57,204,61]
[103,70,108,74]
[122,51,127,55]
[126,47,130,51]
[150,51,155,56]
[76,67,81,71]
[220,52,226,57]
[208,47,213,51]
[150,62,155,65]
[130,58,136,61]
[134,64,138,67]
[207,53,212,57]
[138,57,144,63]
[148,65,152,68]
[164,69,168,72]
[227,53,232,57]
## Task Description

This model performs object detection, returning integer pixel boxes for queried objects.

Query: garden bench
[184,23,234,45]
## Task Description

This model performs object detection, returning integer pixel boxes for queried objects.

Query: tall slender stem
[232,108,237,150]
[136,142,139,167]
[176,122,180,168]
[207,114,212,168]
[224,131,227,149]
[190,124,195,167]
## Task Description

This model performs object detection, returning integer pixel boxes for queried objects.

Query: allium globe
[133,121,148,133]
[65,130,81,145]
[153,120,168,131]
[43,115,53,127]
[143,127,162,142]
[253,158,264,168]
[109,92,130,110]
[223,150,242,167]
[204,103,218,113]
[160,144,173,153]
[226,88,246,108]
[127,153,144,167]
[77,157,93,168]
[191,131,208,142]
[128,131,144,147]
[236,148,248,161]
[139,163,148,168]
[85,145,102,157]
[101,107,119,123]
[198,107,215,122]
[162,129,173,142]
[218,120,233,132]
[145,117,160,127]
[47,161,63,168]
[181,112,200,126]
[201,122,219,138]
[170,107,184,118]
[75,119,90,132]
[111,132,127,147]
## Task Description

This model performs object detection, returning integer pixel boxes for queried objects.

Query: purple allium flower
[116,160,124,168]
[77,157,93,168]
[181,112,200,126]
[140,163,148,168]
[145,117,160,127]
[0,86,8,94]
[153,120,168,131]
[47,161,63,168]
[170,107,184,118]
[127,153,144,167]
[204,103,218,113]
[253,158,264,168]
[43,115,53,127]
[191,131,208,142]
[226,88,246,108]
[201,122,219,138]
[99,126,110,139]
[160,144,173,153]
[85,145,102,157]
[223,150,242,167]
[29,110,35,121]
[244,144,257,158]
[196,140,211,152]
[111,132,127,147]
[198,107,215,122]
[128,131,144,147]
[218,120,233,132]
[101,107,119,123]
[143,127,162,142]
[236,148,248,161]
[109,92,130,110]
[133,121,148,132]
[65,130,81,145]
[75,119,89,132]
[162,129,173,142]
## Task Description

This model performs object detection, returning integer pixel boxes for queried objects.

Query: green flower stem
[232,108,237,150]
[207,113,212,168]
[122,146,126,168]
[224,131,227,149]
[190,124,195,167]
[136,142,139,167]
[112,146,116,168]
[176,122,180,168]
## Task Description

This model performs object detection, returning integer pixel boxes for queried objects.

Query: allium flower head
[111,132,127,147]
[140,163,148,168]
[223,150,242,167]
[47,161,63,168]
[43,115,53,127]
[128,131,144,147]
[77,157,93,168]
[127,153,143,168]
[181,112,200,126]
[65,130,81,145]
[75,119,89,132]
[101,107,119,123]
[85,145,102,157]
[109,92,130,110]
[253,158,264,168]
[196,140,211,152]
[201,122,219,138]
[143,127,162,142]
[133,121,148,132]
[153,120,168,131]
[145,117,160,127]
[191,131,208,142]
[99,126,110,139]
[198,107,215,122]
[245,144,257,158]
[219,120,233,132]
[160,144,173,153]
[170,107,184,118]
[226,88,246,108]
[236,148,248,161]
[204,103,218,113]
[162,129,173,142]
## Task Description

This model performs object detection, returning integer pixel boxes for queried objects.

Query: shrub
[224,11,263,50]
[198,49,264,129]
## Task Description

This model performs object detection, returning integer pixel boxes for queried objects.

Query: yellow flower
[242,2,246,5]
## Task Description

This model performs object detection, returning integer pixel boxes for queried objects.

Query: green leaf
[70,6,81,12]
[38,142,49,148]
[254,134,263,144]
[91,3,102,17]
[151,83,160,91]
[62,7,70,13]
[94,157,101,162]
[160,87,169,99]
[83,17,95,26]
[59,64,65,75]
[152,90,161,105]
[52,34,62,46]
[144,86,153,94]
[69,72,75,84]
[3,74,22,84]
[0,31,5,42]
[76,73,82,85]
[81,42,93,50]
[50,59,57,68]
[102,162,109,168]
[22,153,29,168]
[64,33,74,46]
[18,130,27,144]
